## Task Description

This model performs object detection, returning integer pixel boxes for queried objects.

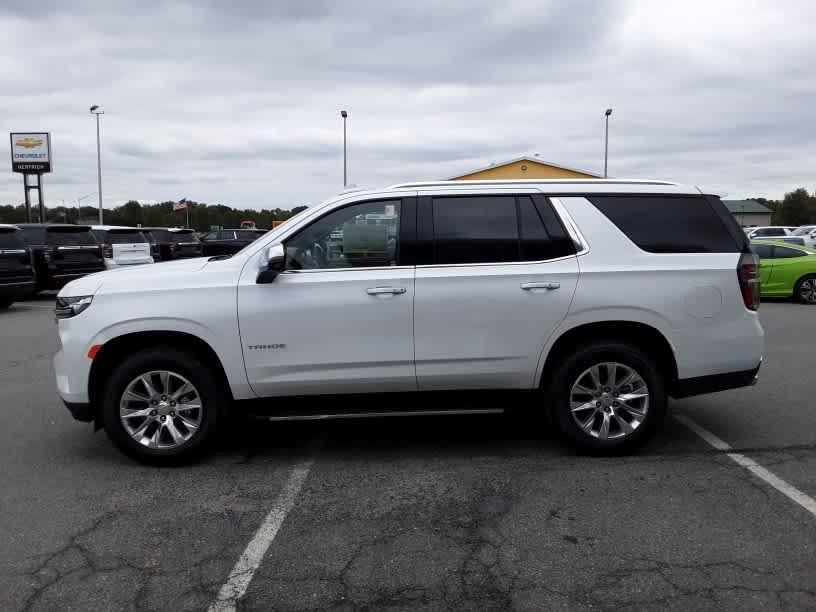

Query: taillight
[738,251,760,311]
[102,243,113,258]
[169,244,176,253]
[43,247,56,262]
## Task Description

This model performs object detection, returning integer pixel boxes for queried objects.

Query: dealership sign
[10,132,52,173]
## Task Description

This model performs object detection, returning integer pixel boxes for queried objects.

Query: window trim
[281,196,411,272]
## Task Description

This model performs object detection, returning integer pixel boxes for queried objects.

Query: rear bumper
[670,362,761,399]
[62,399,94,422]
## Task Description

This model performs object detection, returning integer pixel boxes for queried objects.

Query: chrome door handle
[521,282,560,290]
[366,287,407,295]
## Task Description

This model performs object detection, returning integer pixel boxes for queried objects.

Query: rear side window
[751,244,773,259]
[433,196,518,264]
[48,229,96,246]
[19,227,46,244]
[107,230,147,244]
[218,231,236,240]
[0,230,26,249]
[431,195,575,265]
[588,195,741,253]
[774,246,804,259]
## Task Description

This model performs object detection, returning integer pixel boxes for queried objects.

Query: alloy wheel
[569,362,649,440]
[119,370,203,449]
[800,279,816,304]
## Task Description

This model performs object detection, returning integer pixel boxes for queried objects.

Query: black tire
[101,347,225,465]
[548,340,666,454]
[794,275,816,304]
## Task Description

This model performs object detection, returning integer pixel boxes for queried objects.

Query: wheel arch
[539,320,679,394]
[88,330,233,426]
[794,273,816,301]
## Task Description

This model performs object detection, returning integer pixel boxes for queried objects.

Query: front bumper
[62,399,94,422]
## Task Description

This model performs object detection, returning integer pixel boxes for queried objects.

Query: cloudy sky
[1,0,814,210]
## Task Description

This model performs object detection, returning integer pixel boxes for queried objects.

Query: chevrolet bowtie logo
[16,137,43,149]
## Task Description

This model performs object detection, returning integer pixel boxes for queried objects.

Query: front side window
[286,200,400,270]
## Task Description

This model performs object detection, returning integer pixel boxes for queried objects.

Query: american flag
[173,198,188,211]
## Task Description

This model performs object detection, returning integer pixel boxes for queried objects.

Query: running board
[261,408,505,422]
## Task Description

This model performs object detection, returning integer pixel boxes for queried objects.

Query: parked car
[141,228,176,261]
[791,225,816,248]
[745,226,792,239]
[54,179,763,464]
[90,226,154,269]
[17,223,106,290]
[200,228,267,256]
[0,224,35,308]
[751,240,816,303]
[168,228,204,258]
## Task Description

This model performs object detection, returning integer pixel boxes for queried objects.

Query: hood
[58,257,212,297]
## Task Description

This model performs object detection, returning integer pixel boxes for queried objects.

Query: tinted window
[147,229,174,242]
[106,230,146,244]
[172,231,199,243]
[751,244,773,259]
[518,196,575,261]
[19,227,46,244]
[236,230,263,239]
[588,196,740,253]
[48,229,96,246]
[218,231,236,240]
[0,229,25,249]
[774,246,804,259]
[433,196,518,264]
[286,200,400,269]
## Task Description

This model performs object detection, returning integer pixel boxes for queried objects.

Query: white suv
[54,179,764,463]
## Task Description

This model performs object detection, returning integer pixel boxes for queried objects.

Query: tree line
[0,200,308,230]
[750,188,816,226]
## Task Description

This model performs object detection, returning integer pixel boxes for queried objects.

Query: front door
[413,193,579,390]
[238,198,416,397]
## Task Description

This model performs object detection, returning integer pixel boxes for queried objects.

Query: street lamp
[77,191,97,224]
[603,108,613,178]
[340,110,348,188]
[89,105,105,224]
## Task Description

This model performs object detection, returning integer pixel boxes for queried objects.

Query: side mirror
[256,244,286,284]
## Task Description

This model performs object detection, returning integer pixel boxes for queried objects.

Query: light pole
[89,105,104,223]
[340,110,348,188]
[77,191,97,224]
[603,108,613,178]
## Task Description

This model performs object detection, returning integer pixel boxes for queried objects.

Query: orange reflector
[87,344,103,360]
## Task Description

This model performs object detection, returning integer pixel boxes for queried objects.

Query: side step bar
[261,408,505,422]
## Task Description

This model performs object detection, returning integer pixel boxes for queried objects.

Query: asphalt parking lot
[1,297,815,611]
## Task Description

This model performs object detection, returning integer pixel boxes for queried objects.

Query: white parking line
[208,447,319,612]
[675,413,816,517]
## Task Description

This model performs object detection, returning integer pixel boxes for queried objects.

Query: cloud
[0,0,814,209]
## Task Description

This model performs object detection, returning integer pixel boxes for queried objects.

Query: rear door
[413,193,579,390]
[107,229,153,265]
[0,229,33,284]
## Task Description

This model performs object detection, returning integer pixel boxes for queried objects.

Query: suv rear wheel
[549,341,666,453]
[101,347,224,465]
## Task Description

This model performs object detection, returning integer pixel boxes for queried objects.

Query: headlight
[55,295,94,319]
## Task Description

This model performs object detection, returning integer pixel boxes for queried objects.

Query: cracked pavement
[1,297,815,610]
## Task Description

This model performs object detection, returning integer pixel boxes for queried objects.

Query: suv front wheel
[101,347,224,465]
[549,341,666,453]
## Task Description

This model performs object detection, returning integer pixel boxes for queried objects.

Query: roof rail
[386,178,678,190]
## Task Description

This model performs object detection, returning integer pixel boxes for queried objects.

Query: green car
[751,240,816,303]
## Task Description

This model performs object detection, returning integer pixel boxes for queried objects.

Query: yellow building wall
[452,160,597,180]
